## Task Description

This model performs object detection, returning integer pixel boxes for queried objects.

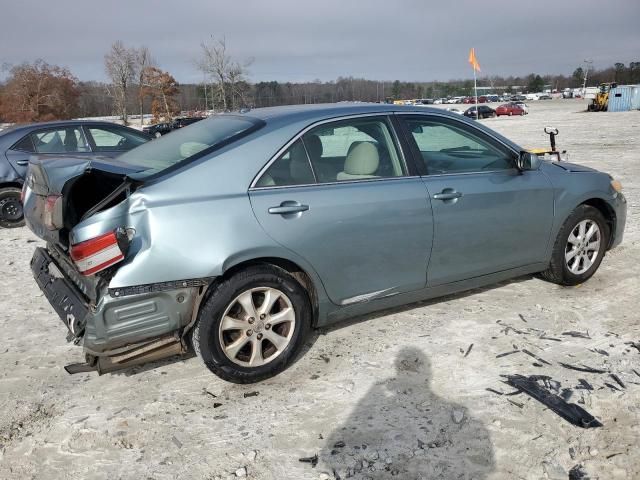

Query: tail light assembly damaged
[70,228,133,276]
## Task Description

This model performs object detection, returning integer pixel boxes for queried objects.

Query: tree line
[1,38,639,124]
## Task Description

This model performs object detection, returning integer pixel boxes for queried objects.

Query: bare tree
[104,41,137,124]
[136,46,155,126]
[197,36,251,111]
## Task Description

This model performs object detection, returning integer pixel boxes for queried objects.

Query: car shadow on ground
[318,347,496,479]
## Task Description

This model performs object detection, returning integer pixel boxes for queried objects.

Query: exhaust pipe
[64,334,186,375]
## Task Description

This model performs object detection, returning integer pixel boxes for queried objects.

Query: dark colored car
[496,103,526,116]
[142,122,173,138]
[0,120,151,228]
[171,117,205,129]
[464,105,496,119]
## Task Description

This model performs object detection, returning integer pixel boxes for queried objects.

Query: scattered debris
[496,350,519,358]
[486,387,505,396]
[590,348,609,356]
[172,435,183,448]
[507,398,524,409]
[577,379,594,391]
[562,331,591,339]
[504,375,603,428]
[539,334,562,342]
[606,452,623,459]
[559,363,607,374]
[610,373,626,389]
[518,313,527,323]
[604,382,622,392]
[319,354,331,363]
[625,341,640,353]
[243,391,260,398]
[521,349,552,365]
[213,403,223,408]
[333,441,345,448]
[464,343,474,357]
[452,409,465,423]
[203,389,217,398]
[299,454,318,467]
[633,369,640,379]
[568,464,590,480]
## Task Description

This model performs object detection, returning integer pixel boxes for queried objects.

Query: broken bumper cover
[31,247,89,337]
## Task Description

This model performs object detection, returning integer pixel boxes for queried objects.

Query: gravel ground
[0,100,638,480]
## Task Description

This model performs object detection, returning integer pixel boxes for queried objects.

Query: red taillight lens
[70,230,125,276]
[44,194,62,230]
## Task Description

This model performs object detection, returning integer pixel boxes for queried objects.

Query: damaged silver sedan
[23,104,626,383]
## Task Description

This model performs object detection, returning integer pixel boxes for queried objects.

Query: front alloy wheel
[565,220,601,275]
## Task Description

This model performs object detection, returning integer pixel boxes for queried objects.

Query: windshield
[118,115,262,179]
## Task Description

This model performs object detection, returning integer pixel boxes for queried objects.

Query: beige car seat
[336,142,380,181]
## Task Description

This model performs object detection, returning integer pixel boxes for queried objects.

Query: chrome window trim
[249,112,411,190]
[250,174,423,191]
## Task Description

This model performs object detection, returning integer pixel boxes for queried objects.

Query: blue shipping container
[608,85,640,112]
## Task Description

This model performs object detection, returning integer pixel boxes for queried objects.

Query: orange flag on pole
[468,48,481,72]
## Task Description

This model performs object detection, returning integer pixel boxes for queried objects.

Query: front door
[249,116,433,305]
[399,114,554,286]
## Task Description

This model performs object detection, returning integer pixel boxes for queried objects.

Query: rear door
[249,115,433,306]
[398,114,554,286]
[6,126,93,179]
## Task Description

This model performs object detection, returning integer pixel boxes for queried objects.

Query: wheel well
[581,198,616,248]
[219,257,319,324]
[0,182,24,190]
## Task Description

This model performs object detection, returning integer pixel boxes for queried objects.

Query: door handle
[433,191,463,200]
[268,202,309,215]
[16,160,29,166]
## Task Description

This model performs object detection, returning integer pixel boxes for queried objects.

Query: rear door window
[86,126,148,152]
[30,127,90,153]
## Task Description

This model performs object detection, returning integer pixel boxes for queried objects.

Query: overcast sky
[2,0,638,84]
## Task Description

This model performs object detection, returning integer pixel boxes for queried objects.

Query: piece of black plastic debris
[486,387,504,396]
[522,349,552,365]
[569,464,590,480]
[610,373,626,389]
[213,402,223,408]
[577,379,594,391]
[244,391,260,398]
[319,354,330,363]
[203,389,217,398]
[633,369,640,378]
[532,362,543,367]
[298,454,318,467]
[464,343,474,357]
[172,435,183,448]
[540,335,562,342]
[625,341,640,353]
[559,363,607,374]
[504,374,603,428]
[562,331,591,339]
[531,434,543,441]
[590,348,609,356]
[604,382,621,392]
[561,388,574,401]
[507,398,524,409]
[518,313,527,323]
[333,441,345,448]
[606,452,623,459]
[496,350,519,358]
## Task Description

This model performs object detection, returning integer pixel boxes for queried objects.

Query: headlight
[611,179,623,193]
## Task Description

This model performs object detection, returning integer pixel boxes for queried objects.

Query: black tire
[0,187,25,228]
[539,205,609,286]
[192,264,312,383]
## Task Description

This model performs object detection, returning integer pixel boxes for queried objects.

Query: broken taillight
[43,194,62,230]
[70,230,125,276]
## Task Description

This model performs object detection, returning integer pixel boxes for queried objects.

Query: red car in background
[496,103,526,116]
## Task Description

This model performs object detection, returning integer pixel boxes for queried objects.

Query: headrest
[344,142,379,175]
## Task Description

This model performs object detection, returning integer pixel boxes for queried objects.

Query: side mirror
[516,151,541,171]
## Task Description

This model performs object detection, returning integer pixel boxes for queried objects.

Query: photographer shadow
[320,347,495,480]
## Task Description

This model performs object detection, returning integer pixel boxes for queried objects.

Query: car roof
[0,120,137,135]
[237,102,464,125]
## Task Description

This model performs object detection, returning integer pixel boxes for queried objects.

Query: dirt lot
[1,100,638,480]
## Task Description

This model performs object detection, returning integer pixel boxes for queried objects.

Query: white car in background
[515,102,529,113]
[525,93,539,101]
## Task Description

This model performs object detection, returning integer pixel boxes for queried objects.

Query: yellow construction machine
[587,82,617,111]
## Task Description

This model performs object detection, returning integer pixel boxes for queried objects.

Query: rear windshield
[118,115,262,180]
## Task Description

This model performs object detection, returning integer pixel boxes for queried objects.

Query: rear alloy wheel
[192,265,311,383]
[155,131,162,138]
[540,205,609,286]
[0,187,25,228]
